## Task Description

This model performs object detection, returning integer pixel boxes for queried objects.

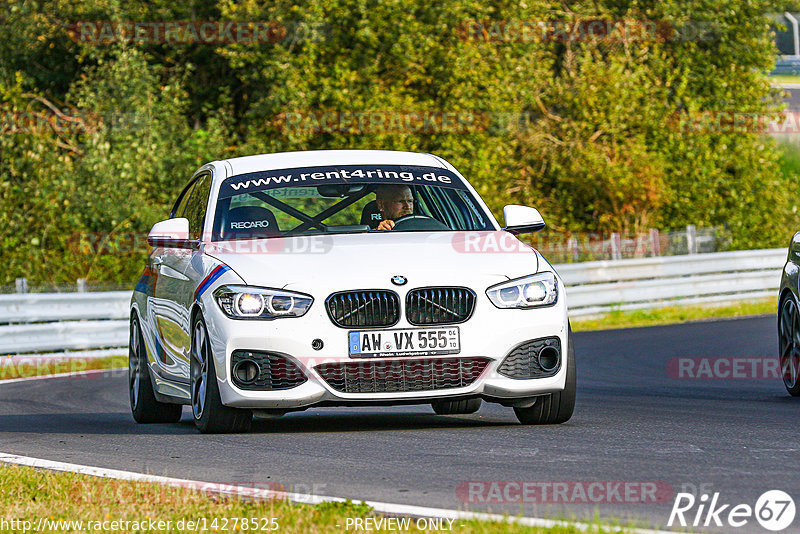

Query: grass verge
[0,355,126,381]
[571,298,776,332]
[0,463,611,533]
[770,74,800,84]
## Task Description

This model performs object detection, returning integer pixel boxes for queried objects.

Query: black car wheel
[778,296,800,396]
[191,316,252,433]
[431,398,481,415]
[129,316,182,424]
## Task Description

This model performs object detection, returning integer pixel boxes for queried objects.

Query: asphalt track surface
[1,316,797,532]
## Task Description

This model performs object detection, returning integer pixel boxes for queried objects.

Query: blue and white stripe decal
[194,264,231,301]
[134,266,158,296]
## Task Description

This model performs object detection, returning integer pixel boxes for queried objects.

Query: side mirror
[147,218,196,248]
[502,205,546,235]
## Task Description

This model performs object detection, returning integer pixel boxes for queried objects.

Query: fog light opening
[537,346,560,372]
[233,359,260,384]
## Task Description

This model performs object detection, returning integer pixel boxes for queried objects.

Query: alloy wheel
[191,322,209,419]
[779,298,800,391]
[129,319,141,409]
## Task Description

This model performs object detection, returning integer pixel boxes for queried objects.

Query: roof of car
[219,150,448,177]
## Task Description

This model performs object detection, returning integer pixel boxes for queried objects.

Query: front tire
[514,326,576,425]
[128,316,182,424]
[191,317,252,433]
[431,398,481,415]
[778,296,800,396]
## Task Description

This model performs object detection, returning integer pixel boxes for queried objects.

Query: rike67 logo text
[668,490,796,531]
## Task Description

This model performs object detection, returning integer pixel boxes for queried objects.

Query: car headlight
[486,272,558,309]
[213,285,313,319]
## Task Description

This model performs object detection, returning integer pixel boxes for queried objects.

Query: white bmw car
[129,150,575,433]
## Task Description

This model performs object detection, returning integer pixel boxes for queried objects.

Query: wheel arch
[130,303,142,325]
[189,301,226,380]
[190,301,203,329]
[779,287,796,312]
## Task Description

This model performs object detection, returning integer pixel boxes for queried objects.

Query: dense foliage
[0,0,793,287]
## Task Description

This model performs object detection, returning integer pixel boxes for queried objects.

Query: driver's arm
[377,219,395,231]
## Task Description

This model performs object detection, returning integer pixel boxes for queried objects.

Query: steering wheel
[391,214,450,231]
[393,215,429,224]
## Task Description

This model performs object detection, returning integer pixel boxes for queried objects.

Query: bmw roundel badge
[391,275,407,286]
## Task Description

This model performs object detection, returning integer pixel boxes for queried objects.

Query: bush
[0,0,794,286]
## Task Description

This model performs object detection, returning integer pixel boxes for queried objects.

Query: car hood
[204,231,539,294]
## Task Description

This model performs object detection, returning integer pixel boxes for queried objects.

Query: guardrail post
[77,278,87,292]
[15,278,27,294]
[786,12,800,57]
[649,229,661,256]
[568,237,579,262]
[687,225,697,254]
[610,233,622,260]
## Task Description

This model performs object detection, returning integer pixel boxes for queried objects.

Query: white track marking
[0,372,675,533]
[0,453,675,534]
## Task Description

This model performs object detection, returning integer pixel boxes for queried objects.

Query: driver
[375,185,414,231]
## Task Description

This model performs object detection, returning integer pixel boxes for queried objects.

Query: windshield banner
[219,165,468,199]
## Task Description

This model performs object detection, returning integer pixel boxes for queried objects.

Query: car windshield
[212,165,493,240]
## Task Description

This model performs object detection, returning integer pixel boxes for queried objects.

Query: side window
[171,182,195,218]
[455,190,489,230]
[183,173,212,239]
[417,187,452,228]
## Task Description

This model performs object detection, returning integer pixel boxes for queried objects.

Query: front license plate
[348,327,461,358]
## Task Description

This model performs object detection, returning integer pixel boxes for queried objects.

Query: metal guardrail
[0,291,130,323]
[0,291,132,357]
[559,248,786,316]
[0,321,129,354]
[0,248,787,356]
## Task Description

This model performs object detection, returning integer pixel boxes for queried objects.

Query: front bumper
[203,287,570,409]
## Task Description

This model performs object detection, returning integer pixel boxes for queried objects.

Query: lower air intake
[230,350,307,390]
[497,337,561,379]
[314,357,490,394]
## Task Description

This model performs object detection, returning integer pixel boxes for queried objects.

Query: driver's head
[375,185,414,220]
